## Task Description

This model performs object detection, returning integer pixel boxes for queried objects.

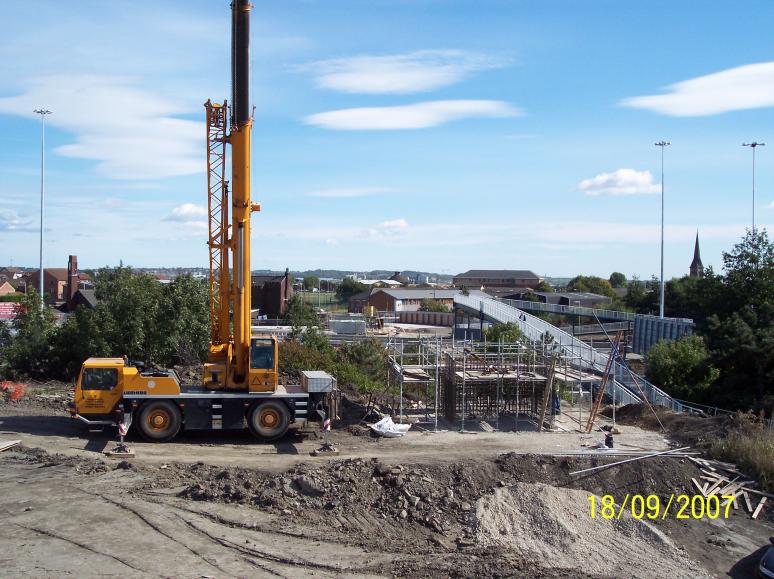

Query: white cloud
[304,50,511,94]
[306,187,397,198]
[167,203,206,221]
[305,100,521,131]
[165,203,207,231]
[621,62,774,116]
[0,209,35,232]
[0,75,203,179]
[578,169,660,196]
[364,218,409,238]
[768,201,774,209]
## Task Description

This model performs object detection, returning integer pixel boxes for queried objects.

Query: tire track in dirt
[93,493,229,575]
[171,514,286,577]
[12,523,147,574]
[172,511,373,575]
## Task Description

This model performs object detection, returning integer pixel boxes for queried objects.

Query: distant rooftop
[455,269,541,280]
[372,288,485,299]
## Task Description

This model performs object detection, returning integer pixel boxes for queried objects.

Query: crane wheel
[248,401,290,441]
[137,400,182,442]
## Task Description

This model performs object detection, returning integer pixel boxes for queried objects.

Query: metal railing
[502,299,637,322]
[455,294,703,412]
[557,321,630,336]
[455,294,642,406]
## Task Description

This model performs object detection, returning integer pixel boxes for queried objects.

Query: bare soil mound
[474,482,709,579]
[604,403,731,449]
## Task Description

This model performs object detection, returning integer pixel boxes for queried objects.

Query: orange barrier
[0,381,27,401]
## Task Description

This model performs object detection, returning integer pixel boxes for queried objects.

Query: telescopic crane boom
[70,0,335,444]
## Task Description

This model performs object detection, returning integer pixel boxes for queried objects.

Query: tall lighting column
[655,141,670,319]
[34,109,52,307]
[742,142,765,233]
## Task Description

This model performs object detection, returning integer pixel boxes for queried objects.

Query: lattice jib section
[205,100,229,344]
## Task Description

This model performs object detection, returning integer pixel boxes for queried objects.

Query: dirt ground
[0,383,771,578]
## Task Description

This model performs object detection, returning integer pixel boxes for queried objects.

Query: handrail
[454,294,690,411]
[454,294,642,406]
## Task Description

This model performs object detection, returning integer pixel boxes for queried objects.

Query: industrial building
[251,270,293,319]
[453,269,543,290]
[368,288,459,312]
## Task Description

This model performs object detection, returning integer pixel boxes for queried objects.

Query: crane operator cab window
[251,339,275,370]
[82,367,118,391]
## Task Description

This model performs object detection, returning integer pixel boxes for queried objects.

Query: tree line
[0,267,209,381]
[643,230,773,413]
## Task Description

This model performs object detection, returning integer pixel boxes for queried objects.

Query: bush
[710,414,774,492]
[419,299,449,312]
[645,335,719,402]
[484,322,523,344]
[0,269,211,380]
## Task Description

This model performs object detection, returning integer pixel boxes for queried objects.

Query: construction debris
[688,456,771,519]
[370,416,411,438]
[0,440,21,453]
[569,446,692,476]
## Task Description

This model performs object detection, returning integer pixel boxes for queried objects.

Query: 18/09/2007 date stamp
[588,494,736,520]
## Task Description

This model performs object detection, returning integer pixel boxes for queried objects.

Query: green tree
[92,266,163,362]
[608,272,627,288]
[303,275,320,291]
[519,290,542,302]
[0,294,24,303]
[2,290,57,379]
[337,338,388,384]
[624,276,657,314]
[335,277,367,301]
[566,275,616,299]
[285,295,320,339]
[535,280,554,292]
[701,230,774,410]
[51,304,113,379]
[419,299,449,312]
[645,335,720,401]
[153,274,210,365]
[483,322,523,344]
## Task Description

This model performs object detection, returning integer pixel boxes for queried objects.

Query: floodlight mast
[655,140,670,319]
[742,142,765,233]
[34,109,52,308]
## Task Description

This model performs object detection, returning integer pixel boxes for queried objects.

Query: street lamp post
[655,141,670,319]
[742,142,765,233]
[34,109,52,307]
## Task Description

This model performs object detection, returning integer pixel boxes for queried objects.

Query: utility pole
[655,141,670,319]
[34,109,52,308]
[742,142,765,233]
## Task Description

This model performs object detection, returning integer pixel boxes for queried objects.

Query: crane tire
[248,401,290,441]
[137,400,182,442]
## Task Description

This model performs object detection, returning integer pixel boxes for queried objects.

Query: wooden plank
[692,478,705,496]
[705,479,726,496]
[0,440,21,453]
[751,497,767,519]
[744,492,754,513]
[743,487,774,499]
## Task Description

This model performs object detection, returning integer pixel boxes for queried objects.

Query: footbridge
[501,299,693,354]
[454,294,697,412]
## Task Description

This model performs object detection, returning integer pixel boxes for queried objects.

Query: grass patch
[710,413,774,492]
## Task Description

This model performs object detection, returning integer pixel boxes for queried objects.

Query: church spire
[689,231,703,278]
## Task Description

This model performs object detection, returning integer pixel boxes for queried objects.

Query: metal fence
[454,294,703,412]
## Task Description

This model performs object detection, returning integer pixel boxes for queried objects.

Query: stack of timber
[688,456,771,519]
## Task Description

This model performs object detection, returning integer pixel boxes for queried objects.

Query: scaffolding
[385,335,563,432]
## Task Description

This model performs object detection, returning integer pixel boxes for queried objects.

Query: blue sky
[1,0,772,279]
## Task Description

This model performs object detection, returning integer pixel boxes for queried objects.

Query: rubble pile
[176,457,497,546]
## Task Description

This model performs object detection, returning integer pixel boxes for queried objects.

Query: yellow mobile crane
[70,0,335,442]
